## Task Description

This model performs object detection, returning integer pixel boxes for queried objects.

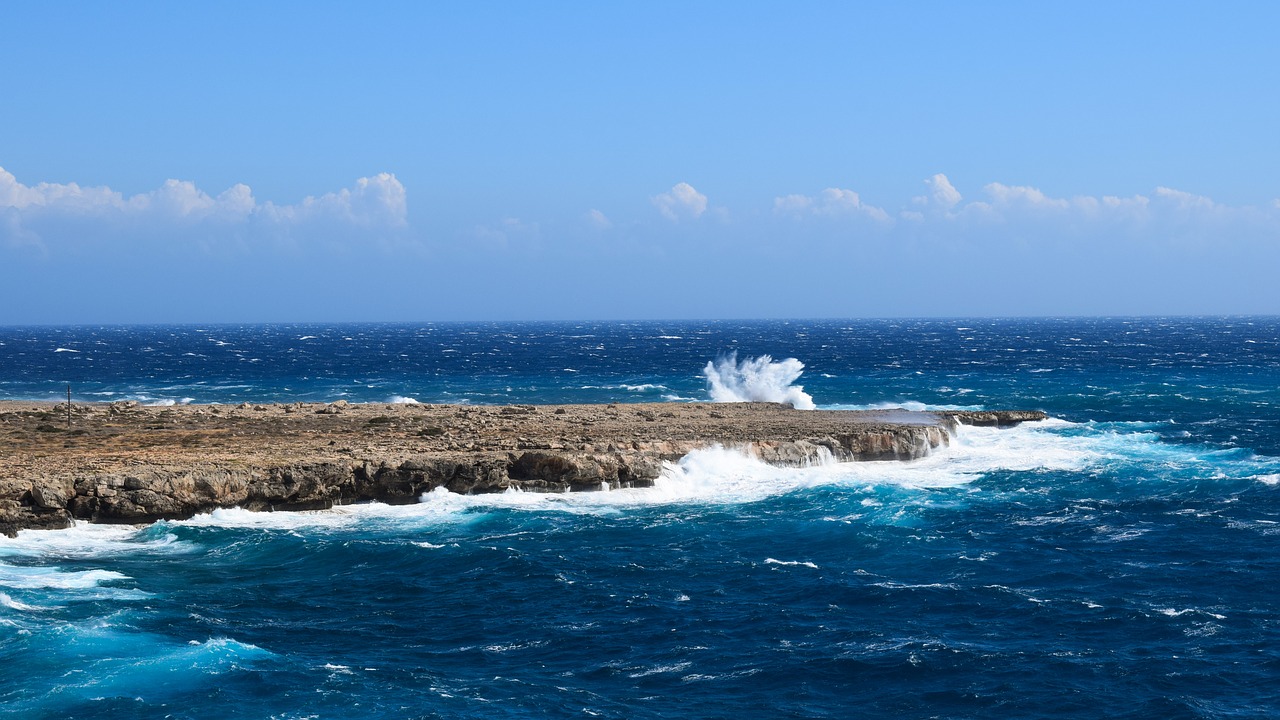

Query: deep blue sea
[3,318,1280,719]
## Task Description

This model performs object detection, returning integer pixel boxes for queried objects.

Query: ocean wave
[5,631,273,714]
[703,352,815,409]
[764,558,819,569]
[0,522,195,560]
[0,591,54,612]
[0,565,131,590]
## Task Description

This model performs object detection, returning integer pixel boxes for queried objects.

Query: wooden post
[67,384,72,428]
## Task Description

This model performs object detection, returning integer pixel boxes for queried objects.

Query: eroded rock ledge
[0,401,1045,535]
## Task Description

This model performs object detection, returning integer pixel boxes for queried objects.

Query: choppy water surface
[2,317,1279,718]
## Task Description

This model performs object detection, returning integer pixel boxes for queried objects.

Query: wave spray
[702,352,816,409]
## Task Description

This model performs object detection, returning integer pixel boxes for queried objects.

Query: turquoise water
[2,317,1279,718]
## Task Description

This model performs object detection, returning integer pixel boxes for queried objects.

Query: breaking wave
[703,352,815,409]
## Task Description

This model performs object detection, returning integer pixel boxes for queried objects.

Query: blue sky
[2,2,1278,323]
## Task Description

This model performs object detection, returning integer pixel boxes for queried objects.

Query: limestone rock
[29,485,67,510]
[0,400,1046,534]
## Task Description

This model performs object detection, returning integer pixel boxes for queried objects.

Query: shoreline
[0,400,1045,535]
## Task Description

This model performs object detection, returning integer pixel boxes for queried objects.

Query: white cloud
[904,176,1280,249]
[585,208,612,230]
[255,172,407,227]
[652,182,707,221]
[1152,186,1218,212]
[0,167,408,250]
[773,187,889,221]
[982,182,1070,210]
[0,168,124,211]
[791,174,1280,250]
[926,173,962,209]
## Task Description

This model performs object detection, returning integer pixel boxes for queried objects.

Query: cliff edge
[0,401,1046,535]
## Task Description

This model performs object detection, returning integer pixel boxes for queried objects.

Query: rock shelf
[0,400,1046,535]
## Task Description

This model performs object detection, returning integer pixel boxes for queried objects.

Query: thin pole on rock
[67,384,72,428]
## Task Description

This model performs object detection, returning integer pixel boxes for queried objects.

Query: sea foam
[31,417,1272,536]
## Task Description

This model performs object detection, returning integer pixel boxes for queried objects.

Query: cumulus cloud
[766,173,1280,251]
[981,182,1071,211]
[773,187,889,221]
[0,167,408,251]
[256,173,407,227]
[904,176,1280,250]
[926,173,962,209]
[652,182,708,221]
[1152,186,1219,212]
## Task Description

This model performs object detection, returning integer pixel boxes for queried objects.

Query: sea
[1,317,1279,719]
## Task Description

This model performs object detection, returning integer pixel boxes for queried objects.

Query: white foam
[1156,607,1227,620]
[54,347,80,353]
[388,396,421,404]
[703,352,815,409]
[0,566,129,590]
[628,661,693,678]
[0,522,193,560]
[764,558,819,569]
[578,383,668,392]
[176,499,475,531]
[0,592,52,611]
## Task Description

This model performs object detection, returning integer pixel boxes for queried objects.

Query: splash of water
[702,352,816,409]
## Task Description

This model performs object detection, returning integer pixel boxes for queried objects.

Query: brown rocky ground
[0,400,1044,534]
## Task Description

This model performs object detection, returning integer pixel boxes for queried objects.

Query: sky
[2,2,1278,323]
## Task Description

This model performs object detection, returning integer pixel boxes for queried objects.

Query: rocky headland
[0,400,1046,535]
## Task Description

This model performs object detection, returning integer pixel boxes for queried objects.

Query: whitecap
[0,566,130,590]
[628,661,691,678]
[0,522,195,560]
[0,592,53,612]
[764,558,819,569]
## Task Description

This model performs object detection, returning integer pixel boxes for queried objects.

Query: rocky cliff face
[0,402,1044,535]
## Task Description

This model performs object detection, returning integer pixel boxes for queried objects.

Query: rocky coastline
[0,400,1046,535]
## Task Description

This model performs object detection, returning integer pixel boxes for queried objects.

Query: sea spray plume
[702,352,816,409]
